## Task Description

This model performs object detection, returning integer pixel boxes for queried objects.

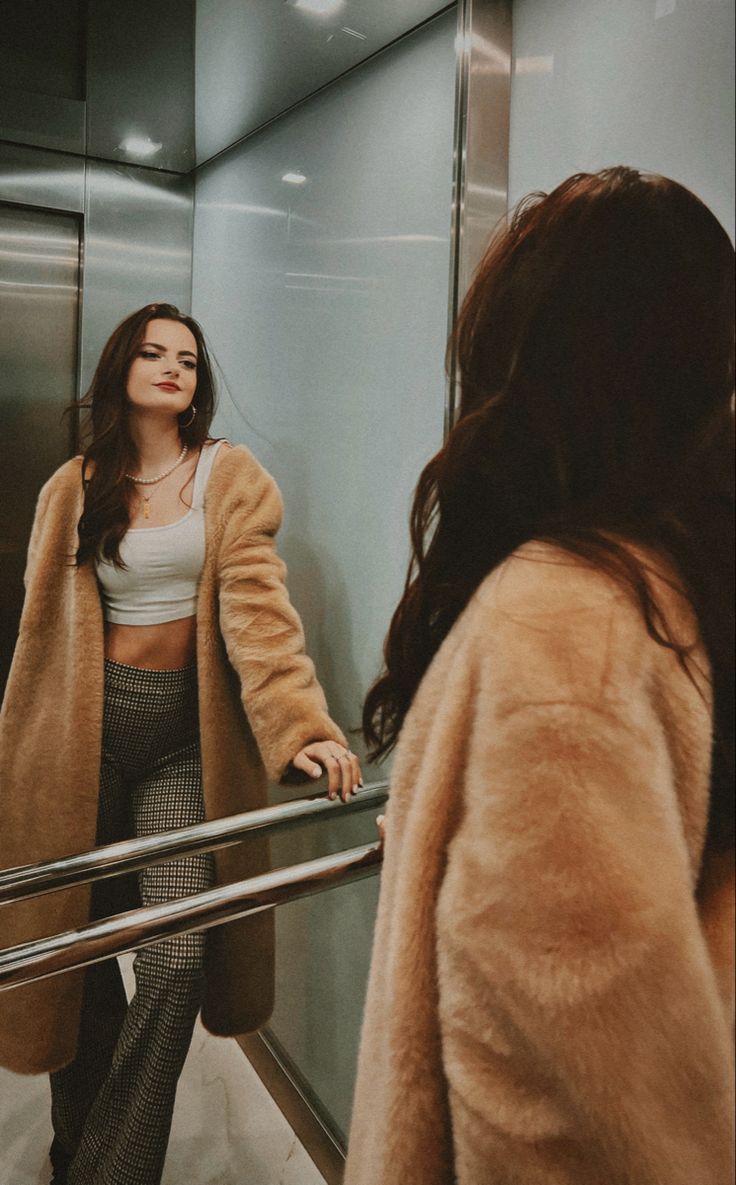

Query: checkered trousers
[50,658,215,1185]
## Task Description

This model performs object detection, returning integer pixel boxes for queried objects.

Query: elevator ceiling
[0,0,455,173]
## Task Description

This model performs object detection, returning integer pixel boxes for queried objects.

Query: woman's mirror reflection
[0,302,361,1183]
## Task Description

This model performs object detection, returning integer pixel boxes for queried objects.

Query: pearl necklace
[125,444,189,486]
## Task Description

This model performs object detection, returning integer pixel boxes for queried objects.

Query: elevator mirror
[0,6,463,1182]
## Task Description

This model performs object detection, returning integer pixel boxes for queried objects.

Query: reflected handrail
[0,841,383,991]
[0,781,389,905]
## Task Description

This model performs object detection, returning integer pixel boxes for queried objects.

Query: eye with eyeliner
[139,350,197,369]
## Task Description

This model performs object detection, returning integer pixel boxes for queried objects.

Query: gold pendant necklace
[127,443,190,522]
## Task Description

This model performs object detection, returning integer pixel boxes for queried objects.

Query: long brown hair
[364,167,734,852]
[75,303,217,566]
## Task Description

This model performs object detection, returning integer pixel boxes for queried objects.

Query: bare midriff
[104,616,197,670]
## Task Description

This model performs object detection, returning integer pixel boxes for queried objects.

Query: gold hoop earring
[179,404,197,428]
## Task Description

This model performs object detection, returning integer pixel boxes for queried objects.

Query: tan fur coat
[345,545,735,1185]
[0,444,346,1075]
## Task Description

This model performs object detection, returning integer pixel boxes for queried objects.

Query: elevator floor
[0,958,328,1185]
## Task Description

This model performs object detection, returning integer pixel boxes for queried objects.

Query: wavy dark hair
[75,303,217,566]
[364,167,734,853]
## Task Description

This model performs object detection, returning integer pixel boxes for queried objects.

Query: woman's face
[126,318,198,418]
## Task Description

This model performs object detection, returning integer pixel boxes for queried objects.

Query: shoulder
[207,441,278,493]
[474,539,695,638]
[40,455,84,493]
[32,456,84,519]
[481,541,620,615]
[458,541,697,711]
[209,438,233,469]
[205,442,283,528]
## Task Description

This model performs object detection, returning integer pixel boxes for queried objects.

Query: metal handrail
[0,842,383,991]
[0,781,389,905]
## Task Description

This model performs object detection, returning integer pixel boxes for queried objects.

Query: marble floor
[0,958,328,1185]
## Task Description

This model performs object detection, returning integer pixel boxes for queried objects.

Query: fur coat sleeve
[345,546,734,1185]
[434,558,734,1184]
[214,448,347,783]
[23,479,54,589]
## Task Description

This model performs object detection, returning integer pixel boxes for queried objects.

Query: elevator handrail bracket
[0,781,389,905]
[0,842,383,991]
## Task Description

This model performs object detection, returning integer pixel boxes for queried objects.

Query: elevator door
[0,203,80,696]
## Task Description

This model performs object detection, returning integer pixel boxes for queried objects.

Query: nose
[163,360,180,376]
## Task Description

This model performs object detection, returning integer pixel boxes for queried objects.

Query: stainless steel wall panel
[80,161,194,393]
[0,143,84,214]
[454,0,511,300]
[0,148,193,407]
[0,87,86,156]
[446,0,511,431]
[86,0,195,173]
[0,204,80,693]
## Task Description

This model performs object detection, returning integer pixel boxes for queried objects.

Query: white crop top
[95,440,226,625]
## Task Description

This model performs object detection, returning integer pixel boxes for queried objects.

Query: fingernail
[312,765,322,777]
[353,784,359,795]
[359,778,364,787]
[377,814,385,824]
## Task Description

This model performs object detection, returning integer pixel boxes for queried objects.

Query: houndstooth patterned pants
[50,658,215,1185]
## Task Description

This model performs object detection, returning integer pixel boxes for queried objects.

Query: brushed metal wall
[0,142,85,214]
[0,148,194,400]
[0,204,80,693]
[446,0,512,431]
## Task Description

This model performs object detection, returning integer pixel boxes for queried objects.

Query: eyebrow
[142,341,197,358]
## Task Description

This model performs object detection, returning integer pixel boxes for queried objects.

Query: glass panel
[192,8,458,1139]
[509,0,735,236]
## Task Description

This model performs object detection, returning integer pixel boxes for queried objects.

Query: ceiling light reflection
[294,0,345,14]
[282,172,307,185]
[120,135,163,158]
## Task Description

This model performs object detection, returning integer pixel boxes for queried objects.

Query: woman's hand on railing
[292,741,363,802]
